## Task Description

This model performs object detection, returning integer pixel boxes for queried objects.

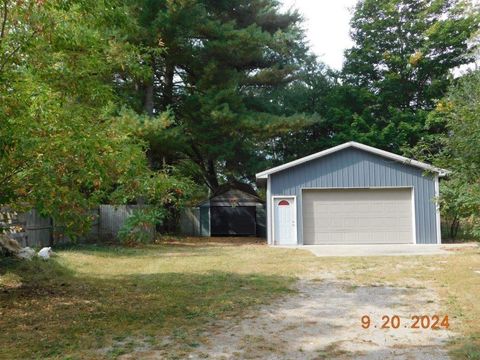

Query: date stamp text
[361,315,449,329]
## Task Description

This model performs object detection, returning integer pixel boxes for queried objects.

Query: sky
[281,0,359,70]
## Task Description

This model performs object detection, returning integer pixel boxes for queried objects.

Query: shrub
[118,208,165,246]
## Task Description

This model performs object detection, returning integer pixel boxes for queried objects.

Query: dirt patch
[158,236,267,247]
[121,276,453,359]
[442,242,479,252]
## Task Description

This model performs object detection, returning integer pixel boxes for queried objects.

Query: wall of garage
[179,204,266,237]
[269,147,438,244]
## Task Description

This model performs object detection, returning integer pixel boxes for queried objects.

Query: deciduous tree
[341,0,479,152]
[0,0,191,236]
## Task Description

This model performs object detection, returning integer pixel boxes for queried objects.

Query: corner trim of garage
[411,187,417,244]
[435,174,442,244]
[267,175,272,245]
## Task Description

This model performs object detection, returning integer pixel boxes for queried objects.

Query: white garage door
[302,188,413,245]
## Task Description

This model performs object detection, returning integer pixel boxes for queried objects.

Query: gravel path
[120,277,453,359]
[190,279,452,359]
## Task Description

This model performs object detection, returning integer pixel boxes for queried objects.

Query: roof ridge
[256,141,449,179]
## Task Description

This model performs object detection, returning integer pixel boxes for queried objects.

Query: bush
[118,209,165,246]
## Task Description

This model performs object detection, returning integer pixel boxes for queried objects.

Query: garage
[189,181,265,237]
[302,188,413,244]
[210,206,256,236]
[256,141,448,246]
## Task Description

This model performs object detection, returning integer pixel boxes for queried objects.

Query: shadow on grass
[0,255,294,359]
[53,238,267,259]
[159,236,267,246]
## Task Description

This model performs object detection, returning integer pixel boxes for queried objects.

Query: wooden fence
[0,205,151,247]
[179,208,202,236]
[98,205,154,241]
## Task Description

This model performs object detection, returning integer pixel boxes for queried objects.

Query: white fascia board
[256,141,449,179]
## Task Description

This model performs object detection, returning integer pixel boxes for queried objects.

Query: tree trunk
[450,216,460,240]
[162,61,175,109]
[188,144,219,191]
[49,218,55,247]
[143,81,154,116]
[205,160,219,192]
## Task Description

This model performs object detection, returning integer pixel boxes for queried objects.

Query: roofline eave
[255,141,449,179]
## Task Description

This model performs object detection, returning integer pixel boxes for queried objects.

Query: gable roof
[198,181,263,207]
[256,141,449,179]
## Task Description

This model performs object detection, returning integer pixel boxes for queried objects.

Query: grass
[0,237,479,359]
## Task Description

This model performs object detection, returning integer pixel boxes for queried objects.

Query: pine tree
[127,0,310,189]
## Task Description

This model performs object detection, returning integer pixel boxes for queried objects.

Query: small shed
[180,182,265,237]
[256,141,449,246]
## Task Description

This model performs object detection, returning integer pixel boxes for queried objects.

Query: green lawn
[0,238,479,359]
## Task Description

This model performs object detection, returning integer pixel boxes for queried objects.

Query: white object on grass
[17,247,36,260]
[38,247,52,260]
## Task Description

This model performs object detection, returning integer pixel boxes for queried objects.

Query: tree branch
[0,0,8,42]
[0,29,37,74]
[0,161,31,189]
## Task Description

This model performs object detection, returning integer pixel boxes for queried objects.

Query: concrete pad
[290,243,477,257]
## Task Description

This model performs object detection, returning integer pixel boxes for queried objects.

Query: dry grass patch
[0,242,297,359]
[0,239,479,359]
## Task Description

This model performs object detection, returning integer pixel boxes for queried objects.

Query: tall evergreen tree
[254,0,479,168]
[125,0,310,190]
[260,57,336,163]
[341,0,479,151]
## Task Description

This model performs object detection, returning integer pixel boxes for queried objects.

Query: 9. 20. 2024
[361,315,449,329]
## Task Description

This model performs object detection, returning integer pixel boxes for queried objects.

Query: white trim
[300,191,305,246]
[266,176,272,245]
[300,186,416,245]
[256,141,449,179]
[434,174,442,244]
[411,187,417,244]
[301,185,413,190]
[207,206,211,236]
[271,195,297,246]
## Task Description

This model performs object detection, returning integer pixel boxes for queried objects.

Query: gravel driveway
[121,273,453,360]
[185,278,452,359]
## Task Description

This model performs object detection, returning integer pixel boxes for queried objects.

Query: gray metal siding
[270,147,438,244]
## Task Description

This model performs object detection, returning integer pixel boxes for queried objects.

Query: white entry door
[274,197,297,245]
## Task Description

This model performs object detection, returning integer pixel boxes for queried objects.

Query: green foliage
[429,71,480,238]
[124,0,312,189]
[118,208,164,245]
[0,0,194,238]
[340,0,479,153]
[257,0,479,168]
[1,0,479,240]
[256,58,335,165]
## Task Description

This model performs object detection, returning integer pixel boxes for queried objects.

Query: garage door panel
[303,188,413,245]
[310,204,411,216]
[303,217,410,231]
[310,231,412,244]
